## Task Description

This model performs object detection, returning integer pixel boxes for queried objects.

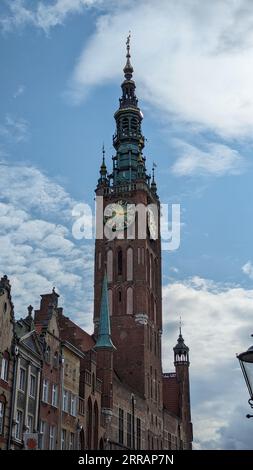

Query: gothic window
[138,247,141,264]
[107,250,113,282]
[118,290,122,302]
[0,352,9,382]
[126,287,133,315]
[108,289,113,316]
[117,249,123,276]
[131,117,138,135]
[127,247,133,281]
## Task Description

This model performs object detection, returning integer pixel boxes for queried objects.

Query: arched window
[0,351,9,382]
[127,247,133,281]
[117,250,123,276]
[99,438,104,449]
[138,247,141,264]
[122,117,129,135]
[108,289,113,316]
[80,428,85,450]
[93,401,99,450]
[131,117,138,134]
[126,287,133,315]
[107,250,113,282]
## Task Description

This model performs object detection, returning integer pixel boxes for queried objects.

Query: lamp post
[237,335,253,419]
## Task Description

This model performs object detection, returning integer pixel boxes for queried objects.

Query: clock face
[104,200,135,232]
[147,207,157,240]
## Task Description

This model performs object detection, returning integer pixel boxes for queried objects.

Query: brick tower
[173,326,193,449]
[94,34,163,426]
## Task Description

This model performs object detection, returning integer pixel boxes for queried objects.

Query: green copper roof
[94,272,116,351]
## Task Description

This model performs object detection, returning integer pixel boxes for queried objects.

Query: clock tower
[94,35,163,420]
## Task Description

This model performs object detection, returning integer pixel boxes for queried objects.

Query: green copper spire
[94,272,116,351]
[112,34,148,186]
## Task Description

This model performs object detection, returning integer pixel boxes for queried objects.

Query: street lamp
[237,335,253,419]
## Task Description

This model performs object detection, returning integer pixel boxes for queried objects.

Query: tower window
[131,118,138,134]
[127,247,133,281]
[118,291,122,302]
[107,250,113,282]
[122,117,129,135]
[117,250,123,276]
[126,287,133,315]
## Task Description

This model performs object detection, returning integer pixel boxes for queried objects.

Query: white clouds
[242,260,253,279]
[13,84,25,98]
[171,140,244,177]
[0,161,94,331]
[68,0,253,139]
[0,0,103,34]
[162,276,253,448]
[0,115,29,143]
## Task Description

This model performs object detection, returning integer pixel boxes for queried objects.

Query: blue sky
[1,0,253,450]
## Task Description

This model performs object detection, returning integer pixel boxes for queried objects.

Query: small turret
[174,320,189,365]
[97,144,108,187]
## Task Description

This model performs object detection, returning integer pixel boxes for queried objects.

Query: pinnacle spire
[174,318,189,364]
[98,144,108,186]
[151,162,157,193]
[94,271,116,351]
[123,31,133,80]
[100,144,107,173]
